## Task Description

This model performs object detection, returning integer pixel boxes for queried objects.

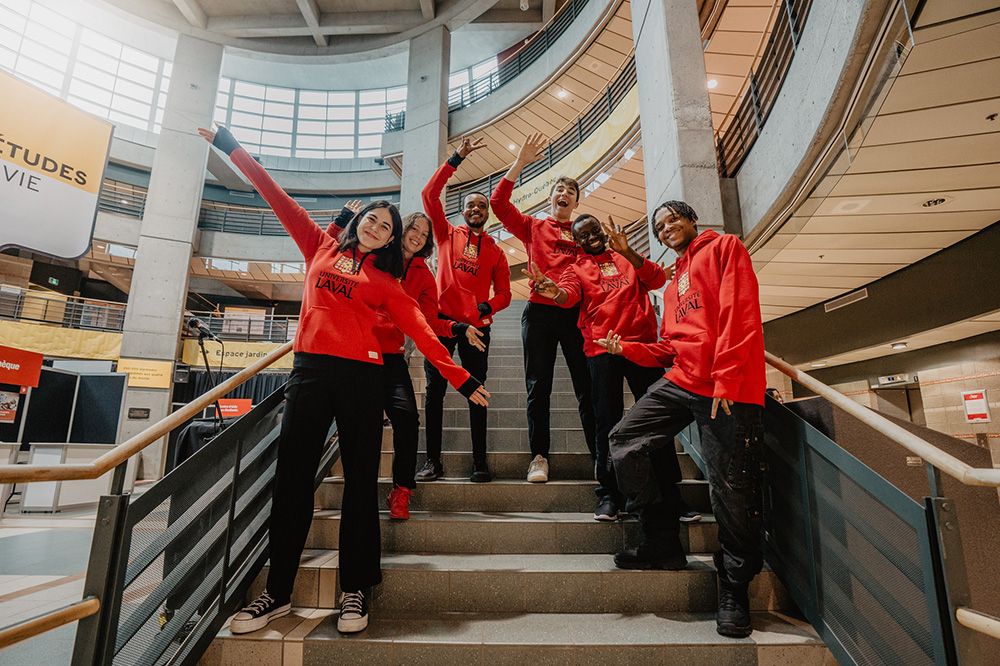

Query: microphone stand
[196,329,226,435]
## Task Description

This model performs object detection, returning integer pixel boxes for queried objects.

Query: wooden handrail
[0,597,100,650]
[0,341,293,484]
[956,607,1000,640]
[766,351,1000,488]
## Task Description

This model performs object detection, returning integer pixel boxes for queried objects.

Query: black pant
[266,356,384,597]
[587,354,663,502]
[383,354,418,489]
[609,378,764,586]
[423,326,490,463]
[522,301,596,457]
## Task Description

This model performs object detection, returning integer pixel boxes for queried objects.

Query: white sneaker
[337,589,370,634]
[527,455,549,483]
[230,591,290,634]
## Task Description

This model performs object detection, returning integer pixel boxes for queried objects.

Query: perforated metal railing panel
[679,398,953,666]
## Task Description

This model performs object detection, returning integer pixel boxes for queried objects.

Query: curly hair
[650,200,698,231]
[337,201,405,278]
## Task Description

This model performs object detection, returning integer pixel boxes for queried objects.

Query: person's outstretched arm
[422,137,488,245]
[325,200,363,235]
[200,126,322,260]
[489,133,547,244]
[597,329,675,369]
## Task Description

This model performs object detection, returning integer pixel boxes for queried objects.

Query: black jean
[609,378,764,586]
[266,356,384,597]
[587,354,664,502]
[521,301,596,458]
[423,326,490,463]
[383,354,419,489]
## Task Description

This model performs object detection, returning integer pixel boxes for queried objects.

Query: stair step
[434,391,624,409]
[305,510,718,555]
[251,552,791,614]
[317,478,711,513]
[438,407,586,428]
[411,426,587,451]
[414,376,578,393]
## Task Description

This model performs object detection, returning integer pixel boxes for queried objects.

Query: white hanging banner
[962,389,991,423]
[0,70,113,259]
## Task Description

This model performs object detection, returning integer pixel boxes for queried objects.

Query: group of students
[198,124,766,641]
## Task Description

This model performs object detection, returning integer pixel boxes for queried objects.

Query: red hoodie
[228,147,475,393]
[619,230,765,406]
[423,156,511,326]
[326,217,456,354]
[557,251,666,357]
[490,177,582,304]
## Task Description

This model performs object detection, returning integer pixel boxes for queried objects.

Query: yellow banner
[117,358,174,389]
[181,340,294,370]
[0,320,121,359]
[487,86,639,224]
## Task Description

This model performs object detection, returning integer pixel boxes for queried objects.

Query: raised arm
[489,133,547,243]
[201,127,323,260]
[325,200,363,236]
[422,137,488,245]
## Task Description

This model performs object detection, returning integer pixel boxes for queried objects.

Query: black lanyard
[464,230,483,255]
[402,256,416,279]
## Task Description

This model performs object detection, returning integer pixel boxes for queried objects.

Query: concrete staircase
[202,308,831,665]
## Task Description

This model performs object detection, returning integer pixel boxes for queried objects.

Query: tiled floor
[0,504,102,665]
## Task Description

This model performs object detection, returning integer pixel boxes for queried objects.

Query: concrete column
[119,35,223,479]
[631,0,725,261]
[399,25,451,215]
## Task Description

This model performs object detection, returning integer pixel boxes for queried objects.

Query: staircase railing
[678,352,999,666]
[0,341,327,666]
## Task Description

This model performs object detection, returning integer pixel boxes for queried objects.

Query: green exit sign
[47,277,59,286]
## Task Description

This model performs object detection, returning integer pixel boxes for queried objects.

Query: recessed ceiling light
[508,143,516,150]
[707,79,718,89]
[810,361,827,368]
[557,89,567,98]
[120,199,129,205]
[891,342,908,350]
[922,198,946,207]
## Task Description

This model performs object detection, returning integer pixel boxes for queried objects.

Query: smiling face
[402,215,431,258]
[550,178,579,221]
[356,207,395,252]
[572,216,607,255]
[463,193,489,230]
[654,206,698,254]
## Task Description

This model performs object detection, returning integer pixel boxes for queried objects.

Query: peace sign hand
[458,136,488,158]
[601,215,629,255]
[521,262,560,300]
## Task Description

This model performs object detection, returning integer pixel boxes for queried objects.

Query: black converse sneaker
[337,588,370,633]
[229,591,290,634]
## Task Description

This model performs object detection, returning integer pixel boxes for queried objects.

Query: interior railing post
[783,0,799,47]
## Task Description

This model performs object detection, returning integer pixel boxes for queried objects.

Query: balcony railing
[0,284,126,333]
[715,0,813,177]
[186,311,299,343]
[385,0,593,133]
[444,54,636,217]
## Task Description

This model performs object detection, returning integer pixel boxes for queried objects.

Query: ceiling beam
[420,0,435,20]
[170,0,207,29]
[295,0,329,47]
[542,0,555,23]
[207,12,426,38]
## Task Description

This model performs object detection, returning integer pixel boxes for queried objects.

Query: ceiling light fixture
[508,143,516,150]
[922,198,946,208]
[557,89,567,99]
[120,199,129,205]
[707,79,718,89]
[891,342,908,350]
[810,361,827,368]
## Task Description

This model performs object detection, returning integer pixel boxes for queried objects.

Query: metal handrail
[0,597,100,650]
[0,341,293,484]
[0,284,127,333]
[765,351,1000,488]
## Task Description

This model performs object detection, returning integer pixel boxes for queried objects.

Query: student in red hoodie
[199,127,489,636]
[490,133,596,483]
[327,203,486,518]
[596,200,765,639]
[524,214,666,522]
[419,137,512,482]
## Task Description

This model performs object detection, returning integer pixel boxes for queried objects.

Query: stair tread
[216,608,822,647]
[323,477,707,487]
[312,509,717,524]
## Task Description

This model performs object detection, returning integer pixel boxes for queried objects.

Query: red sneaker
[387,485,412,520]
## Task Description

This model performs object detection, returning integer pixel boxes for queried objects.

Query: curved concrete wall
[736,0,890,239]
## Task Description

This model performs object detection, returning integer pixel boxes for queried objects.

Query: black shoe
[679,509,702,523]
[470,461,492,483]
[716,583,752,637]
[415,458,442,481]
[614,544,687,570]
[594,497,618,522]
[337,588,370,634]
[230,591,291,634]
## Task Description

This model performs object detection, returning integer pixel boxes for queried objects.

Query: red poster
[962,390,991,423]
[0,345,43,388]
[216,398,253,419]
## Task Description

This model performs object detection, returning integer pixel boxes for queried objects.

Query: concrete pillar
[119,35,223,479]
[399,25,451,215]
[631,0,725,261]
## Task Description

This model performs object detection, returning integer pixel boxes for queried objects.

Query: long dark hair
[337,201,405,278]
[403,212,434,259]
